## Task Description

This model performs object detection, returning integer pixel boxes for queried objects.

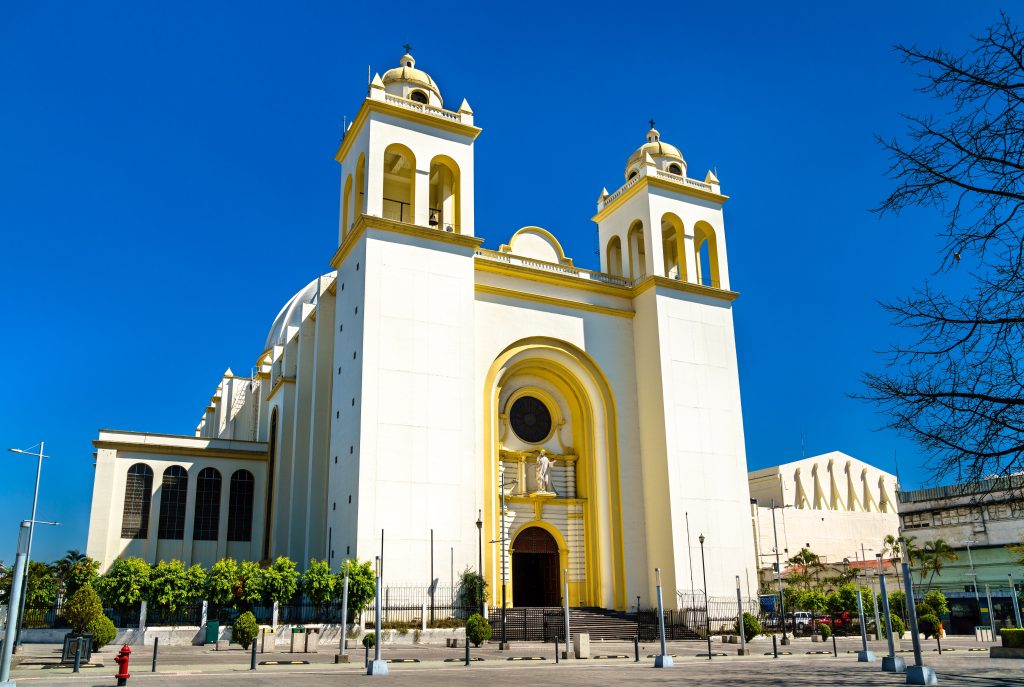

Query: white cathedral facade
[87,52,756,609]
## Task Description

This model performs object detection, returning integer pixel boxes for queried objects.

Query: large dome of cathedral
[624,126,686,180]
[382,52,443,107]
[264,272,336,352]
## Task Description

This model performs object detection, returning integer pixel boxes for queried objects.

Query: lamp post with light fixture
[7,443,47,652]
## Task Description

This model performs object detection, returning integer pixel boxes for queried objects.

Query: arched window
[228,470,255,542]
[661,213,686,280]
[341,175,353,239]
[693,221,721,288]
[382,144,415,224]
[429,156,460,233]
[120,463,153,539]
[606,236,623,277]
[193,467,222,541]
[157,466,188,540]
[409,90,428,104]
[627,170,638,180]
[668,163,682,176]
[627,220,646,280]
[262,408,278,557]
[354,153,366,224]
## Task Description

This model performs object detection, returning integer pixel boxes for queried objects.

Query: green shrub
[885,614,906,639]
[918,614,941,639]
[1001,628,1024,648]
[86,614,117,650]
[64,583,104,634]
[465,613,492,647]
[232,611,259,649]
[362,632,376,648]
[819,622,832,640]
[734,612,761,641]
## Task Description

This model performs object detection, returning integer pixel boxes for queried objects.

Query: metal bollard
[250,641,257,670]
[936,633,942,655]
[832,631,837,657]
[772,634,778,659]
[465,638,470,666]
[152,637,159,672]
[555,637,559,664]
[364,643,369,668]
[634,635,640,662]
[73,639,82,673]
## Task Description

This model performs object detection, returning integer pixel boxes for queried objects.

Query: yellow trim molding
[591,175,728,224]
[334,97,482,164]
[476,283,635,319]
[330,214,484,269]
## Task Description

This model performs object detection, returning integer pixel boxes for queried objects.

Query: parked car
[792,612,813,631]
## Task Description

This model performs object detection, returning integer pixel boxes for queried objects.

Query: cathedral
[87,51,756,609]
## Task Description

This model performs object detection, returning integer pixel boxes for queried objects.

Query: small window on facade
[628,170,638,180]
[410,90,428,104]
[121,463,154,539]
[157,466,188,540]
[668,163,682,175]
[228,469,255,542]
[193,467,222,541]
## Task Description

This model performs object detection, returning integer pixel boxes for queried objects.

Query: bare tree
[863,12,1024,485]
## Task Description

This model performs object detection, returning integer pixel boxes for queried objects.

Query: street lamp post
[476,510,483,617]
[366,556,387,675]
[735,575,747,656]
[653,567,671,668]
[966,540,982,623]
[7,444,46,652]
[769,499,788,643]
[1010,574,1023,628]
[496,470,517,650]
[0,521,30,687]
[699,534,711,660]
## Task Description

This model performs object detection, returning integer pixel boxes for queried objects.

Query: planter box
[990,646,1024,658]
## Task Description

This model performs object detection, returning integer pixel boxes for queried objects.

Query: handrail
[384,93,462,122]
[474,248,633,287]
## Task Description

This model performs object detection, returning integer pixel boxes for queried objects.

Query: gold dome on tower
[381,49,443,106]
[625,123,686,180]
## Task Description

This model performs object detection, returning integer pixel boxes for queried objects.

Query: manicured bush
[232,611,259,649]
[465,613,492,647]
[819,622,832,641]
[880,614,905,639]
[734,612,761,641]
[362,632,376,648]
[918,614,941,639]
[86,614,117,650]
[64,583,104,634]
[1001,628,1024,648]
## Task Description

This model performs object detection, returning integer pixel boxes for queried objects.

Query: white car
[792,612,813,630]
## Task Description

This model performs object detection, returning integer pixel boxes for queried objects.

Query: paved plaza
[6,635,1023,686]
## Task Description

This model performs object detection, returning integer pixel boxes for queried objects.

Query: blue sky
[0,2,1003,563]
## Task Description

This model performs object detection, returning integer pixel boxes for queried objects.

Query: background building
[749,451,901,587]
[87,51,758,608]
[898,476,1024,633]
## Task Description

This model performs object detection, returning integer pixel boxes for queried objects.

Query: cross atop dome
[381,48,442,105]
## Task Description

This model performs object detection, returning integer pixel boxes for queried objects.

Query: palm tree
[881,534,906,607]
[921,539,959,589]
[786,548,824,590]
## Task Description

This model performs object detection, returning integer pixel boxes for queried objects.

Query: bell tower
[592,125,755,601]
[334,50,479,244]
[326,51,484,580]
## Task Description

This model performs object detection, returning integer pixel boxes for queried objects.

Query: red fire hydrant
[114,644,132,686]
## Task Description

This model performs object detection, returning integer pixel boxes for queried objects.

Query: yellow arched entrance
[482,337,626,611]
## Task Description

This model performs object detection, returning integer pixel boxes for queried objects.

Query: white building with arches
[87,51,755,608]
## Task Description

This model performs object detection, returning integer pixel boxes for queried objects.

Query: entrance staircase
[488,607,702,642]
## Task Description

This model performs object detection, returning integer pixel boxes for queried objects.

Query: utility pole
[966,540,982,621]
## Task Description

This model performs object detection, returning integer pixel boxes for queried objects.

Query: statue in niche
[535,449,556,495]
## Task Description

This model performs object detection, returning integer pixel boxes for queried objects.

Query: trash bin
[205,620,220,645]
[61,634,93,663]
[290,627,306,653]
[305,628,320,653]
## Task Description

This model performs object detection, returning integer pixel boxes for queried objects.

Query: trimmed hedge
[466,613,492,647]
[1001,628,1024,648]
[87,614,117,650]
[918,614,941,639]
[232,611,259,649]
